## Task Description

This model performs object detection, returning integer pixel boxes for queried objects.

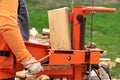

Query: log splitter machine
[16,3,116,80]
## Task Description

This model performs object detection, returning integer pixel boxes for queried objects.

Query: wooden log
[16,70,50,80]
[48,7,71,50]
[16,70,26,79]
[115,58,120,63]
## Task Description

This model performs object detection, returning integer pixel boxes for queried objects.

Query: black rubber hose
[100,66,112,80]
[92,68,102,80]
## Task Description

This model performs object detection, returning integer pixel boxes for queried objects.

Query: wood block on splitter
[48,7,71,50]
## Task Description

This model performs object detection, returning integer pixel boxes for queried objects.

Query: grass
[25,0,120,78]
[86,4,120,60]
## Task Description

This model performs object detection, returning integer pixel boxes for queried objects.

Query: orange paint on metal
[83,6,116,13]
[49,50,85,65]
[38,69,73,77]
[25,41,50,60]
[73,64,87,80]
[90,51,100,64]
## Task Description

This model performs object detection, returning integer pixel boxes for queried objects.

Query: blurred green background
[25,0,120,78]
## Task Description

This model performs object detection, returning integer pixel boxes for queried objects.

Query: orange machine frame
[16,6,116,80]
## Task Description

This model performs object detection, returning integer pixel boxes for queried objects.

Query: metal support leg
[73,65,85,80]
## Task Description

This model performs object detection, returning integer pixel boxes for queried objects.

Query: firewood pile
[16,70,50,80]
[29,27,50,45]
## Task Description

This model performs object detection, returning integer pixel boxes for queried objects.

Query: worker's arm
[0,0,31,63]
[0,0,42,74]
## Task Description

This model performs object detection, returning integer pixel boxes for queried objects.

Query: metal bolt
[67,56,71,61]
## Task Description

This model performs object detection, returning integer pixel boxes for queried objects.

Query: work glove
[23,57,43,75]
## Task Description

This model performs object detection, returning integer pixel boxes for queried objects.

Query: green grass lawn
[85,4,120,78]
[26,0,120,78]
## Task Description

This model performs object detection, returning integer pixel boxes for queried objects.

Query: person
[0,0,42,79]
[18,0,30,41]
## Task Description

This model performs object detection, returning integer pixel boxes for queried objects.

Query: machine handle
[83,7,116,13]
[25,51,52,66]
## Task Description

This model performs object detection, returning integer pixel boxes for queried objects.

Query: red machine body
[16,6,116,80]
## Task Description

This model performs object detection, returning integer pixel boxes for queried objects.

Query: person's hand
[23,57,43,75]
